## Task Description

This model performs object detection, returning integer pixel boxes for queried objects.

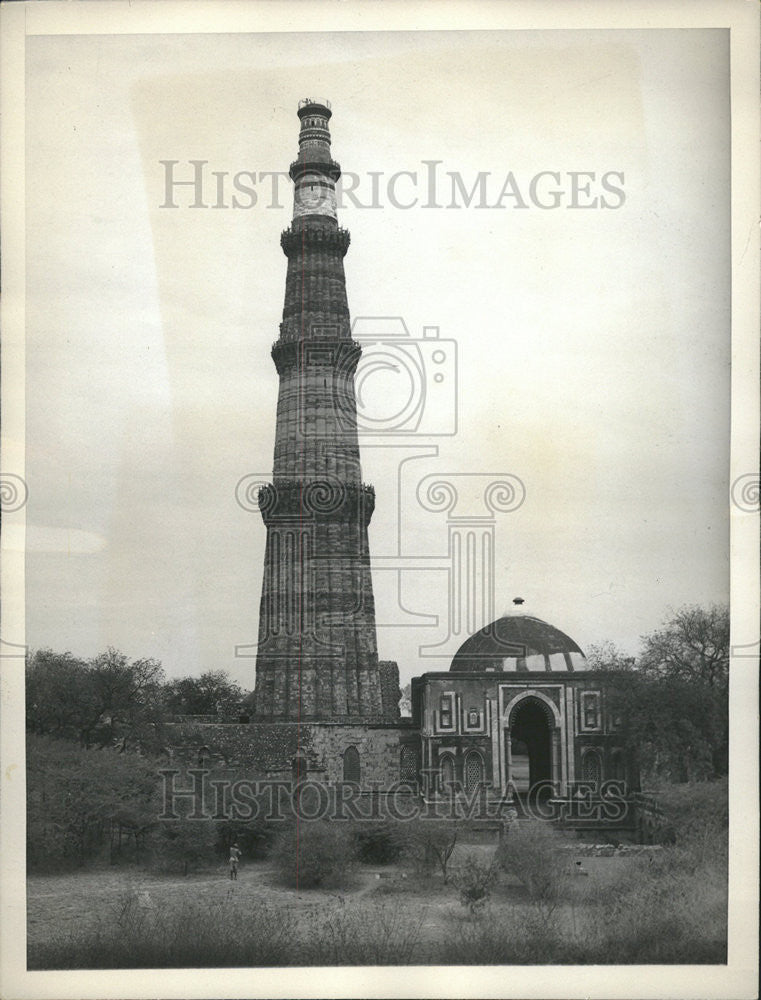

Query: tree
[639,605,729,690]
[27,733,161,868]
[589,606,729,783]
[585,640,636,672]
[639,605,729,777]
[26,647,165,750]
[26,649,95,740]
[163,670,243,717]
[399,683,412,717]
[87,648,165,749]
[605,672,725,783]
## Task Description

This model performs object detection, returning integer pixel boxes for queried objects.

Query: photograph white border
[1,2,758,998]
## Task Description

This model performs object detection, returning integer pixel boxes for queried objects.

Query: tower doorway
[508,698,553,794]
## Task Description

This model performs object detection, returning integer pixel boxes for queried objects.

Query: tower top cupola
[289,99,341,221]
[297,100,333,149]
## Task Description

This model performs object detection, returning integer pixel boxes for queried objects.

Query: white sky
[24,28,730,689]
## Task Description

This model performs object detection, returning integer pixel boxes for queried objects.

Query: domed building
[166,102,640,837]
[411,608,632,805]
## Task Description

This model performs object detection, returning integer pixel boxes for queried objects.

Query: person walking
[229,842,242,880]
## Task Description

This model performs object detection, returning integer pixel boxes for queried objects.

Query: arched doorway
[508,698,553,794]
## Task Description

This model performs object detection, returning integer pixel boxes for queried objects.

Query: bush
[272,820,356,889]
[395,819,460,881]
[26,733,161,871]
[351,821,403,865]
[496,819,568,921]
[450,853,499,915]
[152,817,218,874]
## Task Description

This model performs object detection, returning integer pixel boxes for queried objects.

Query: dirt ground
[27,844,633,955]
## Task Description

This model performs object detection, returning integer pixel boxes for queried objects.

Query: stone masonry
[251,100,399,724]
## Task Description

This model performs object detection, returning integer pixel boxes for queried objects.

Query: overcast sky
[24,28,730,689]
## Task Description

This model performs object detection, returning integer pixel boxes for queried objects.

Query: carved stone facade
[167,104,638,832]
[412,660,634,799]
[251,100,398,724]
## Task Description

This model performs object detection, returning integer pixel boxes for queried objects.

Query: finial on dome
[512,597,525,606]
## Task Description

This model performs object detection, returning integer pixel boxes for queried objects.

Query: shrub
[152,817,218,874]
[450,853,499,915]
[395,819,460,881]
[272,820,356,889]
[351,821,403,865]
[496,819,568,922]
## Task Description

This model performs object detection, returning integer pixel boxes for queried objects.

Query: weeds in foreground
[30,790,728,968]
[29,893,296,969]
[301,899,426,965]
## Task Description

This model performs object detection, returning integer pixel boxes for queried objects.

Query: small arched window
[465,750,484,792]
[197,745,210,767]
[343,745,360,783]
[440,753,456,791]
[582,749,602,788]
[400,746,418,784]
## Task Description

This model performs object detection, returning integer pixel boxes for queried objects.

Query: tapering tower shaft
[252,100,391,723]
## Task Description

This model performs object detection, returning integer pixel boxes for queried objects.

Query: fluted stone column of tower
[252,100,393,723]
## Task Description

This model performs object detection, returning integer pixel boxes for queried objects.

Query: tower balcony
[289,158,341,183]
[280,225,350,258]
[270,336,361,375]
[257,480,375,524]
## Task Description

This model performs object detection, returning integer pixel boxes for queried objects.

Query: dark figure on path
[229,843,241,880]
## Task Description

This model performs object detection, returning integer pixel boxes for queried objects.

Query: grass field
[27,838,726,968]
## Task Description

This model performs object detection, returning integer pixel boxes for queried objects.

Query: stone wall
[163,720,405,787]
[379,660,401,722]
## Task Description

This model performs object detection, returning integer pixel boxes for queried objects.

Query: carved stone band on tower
[252,101,400,725]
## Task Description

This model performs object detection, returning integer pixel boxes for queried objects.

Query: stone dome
[450,614,586,673]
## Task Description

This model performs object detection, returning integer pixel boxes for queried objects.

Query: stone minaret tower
[252,100,398,724]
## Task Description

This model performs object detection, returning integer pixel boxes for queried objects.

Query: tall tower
[252,100,396,724]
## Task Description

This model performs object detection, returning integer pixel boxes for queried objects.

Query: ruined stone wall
[163,721,405,787]
[378,660,401,722]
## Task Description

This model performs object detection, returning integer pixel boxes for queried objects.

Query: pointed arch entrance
[504,692,562,795]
